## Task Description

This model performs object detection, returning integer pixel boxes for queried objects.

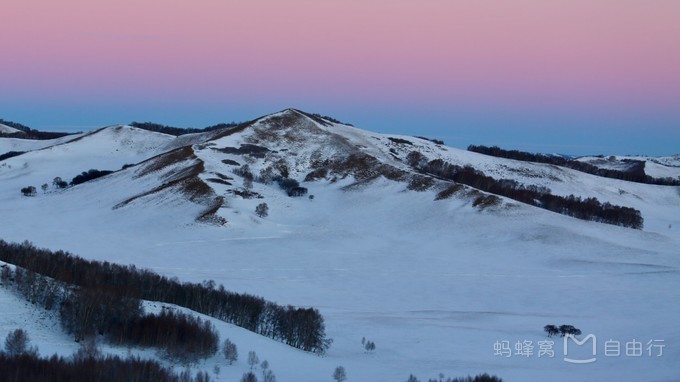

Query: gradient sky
[1,0,678,155]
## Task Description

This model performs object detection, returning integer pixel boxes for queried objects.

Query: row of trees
[467,145,680,186]
[2,264,219,364]
[0,352,211,382]
[0,118,76,140]
[0,240,331,354]
[544,324,582,337]
[0,151,25,161]
[130,121,241,136]
[20,170,113,196]
[406,152,644,229]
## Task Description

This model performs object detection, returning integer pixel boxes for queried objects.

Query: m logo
[563,334,597,364]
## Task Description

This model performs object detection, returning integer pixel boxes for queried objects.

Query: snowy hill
[0,109,678,381]
[0,123,22,135]
[577,154,680,180]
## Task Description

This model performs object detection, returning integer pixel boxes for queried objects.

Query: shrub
[255,203,269,218]
[20,186,36,196]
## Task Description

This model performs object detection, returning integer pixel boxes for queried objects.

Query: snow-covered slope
[577,155,680,180]
[0,124,22,135]
[0,109,678,381]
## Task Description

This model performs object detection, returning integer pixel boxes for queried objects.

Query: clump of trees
[2,261,218,364]
[0,240,331,354]
[0,118,76,140]
[361,337,376,353]
[407,152,644,229]
[544,324,581,337]
[130,121,241,136]
[406,373,502,382]
[70,169,113,186]
[53,177,68,189]
[20,186,36,196]
[273,177,308,197]
[468,145,680,186]
[0,351,211,382]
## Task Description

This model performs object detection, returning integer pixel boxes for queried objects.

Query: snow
[577,155,680,180]
[0,114,678,381]
[0,124,22,135]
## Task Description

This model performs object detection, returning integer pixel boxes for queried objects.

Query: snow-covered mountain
[0,109,678,381]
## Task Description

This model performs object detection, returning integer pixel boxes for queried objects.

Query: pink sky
[1,1,678,154]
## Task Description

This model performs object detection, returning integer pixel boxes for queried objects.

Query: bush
[20,186,36,196]
[287,187,308,197]
[277,178,299,191]
[255,203,269,218]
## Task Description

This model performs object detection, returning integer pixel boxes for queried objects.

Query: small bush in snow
[255,203,269,218]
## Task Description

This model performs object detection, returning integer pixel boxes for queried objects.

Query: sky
[1,0,678,156]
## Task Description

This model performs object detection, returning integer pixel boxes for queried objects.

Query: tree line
[406,152,644,229]
[2,263,219,364]
[0,240,331,354]
[130,121,241,136]
[467,145,680,186]
[0,353,211,382]
[0,118,77,140]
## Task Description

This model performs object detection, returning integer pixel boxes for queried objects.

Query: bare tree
[223,338,238,365]
[248,351,260,371]
[261,360,276,382]
[333,366,347,382]
[4,329,36,356]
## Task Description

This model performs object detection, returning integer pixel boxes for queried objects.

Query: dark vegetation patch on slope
[70,169,114,186]
[0,119,78,140]
[407,151,644,228]
[116,146,224,223]
[305,153,408,183]
[468,144,680,186]
[0,151,25,161]
[130,121,241,136]
[0,240,331,354]
[136,146,197,177]
[2,262,219,364]
[212,144,271,158]
[292,109,354,126]
[0,353,211,382]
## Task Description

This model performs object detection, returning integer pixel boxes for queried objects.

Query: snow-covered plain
[0,110,678,381]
